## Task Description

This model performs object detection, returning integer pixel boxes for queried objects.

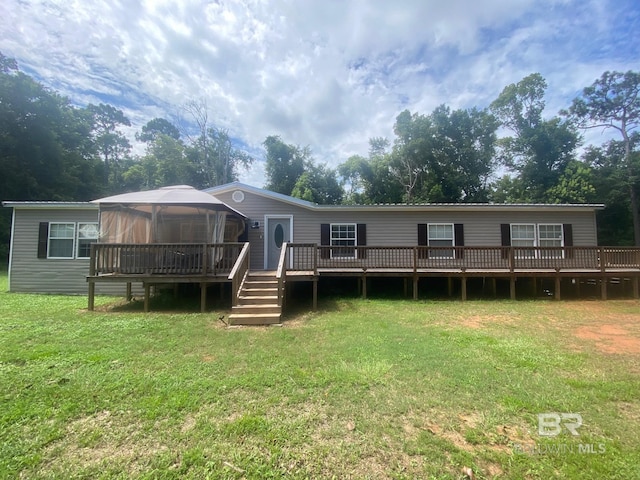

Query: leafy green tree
[490,73,580,202]
[564,70,640,244]
[263,135,307,195]
[87,103,132,188]
[291,163,343,204]
[136,117,180,143]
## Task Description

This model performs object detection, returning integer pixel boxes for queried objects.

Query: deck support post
[312,278,318,310]
[575,278,581,298]
[126,282,132,301]
[491,278,497,298]
[362,275,367,299]
[601,277,608,300]
[555,276,561,300]
[200,282,207,313]
[461,276,467,301]
[510,277,516,300]
[88,282,95,311]
[413,276,419,300]
[531,278,537,298]
[633,276,639,299]
[447,277,453,297]
[144,283,151,312]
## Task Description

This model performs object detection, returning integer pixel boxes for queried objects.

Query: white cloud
[1,0,638,187]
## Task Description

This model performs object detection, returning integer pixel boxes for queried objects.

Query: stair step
[243,288,278,295]
[244,281,279,288]
[238,295,278,305]
[228,313,282,325]
[232,304,281,315]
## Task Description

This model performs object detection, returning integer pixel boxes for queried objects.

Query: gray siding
[8,208,133,295]
[215,187,599,270]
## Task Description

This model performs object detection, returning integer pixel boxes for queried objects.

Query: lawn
[1,274,640,479]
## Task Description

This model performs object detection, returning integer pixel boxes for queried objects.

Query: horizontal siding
[216,188,599,270]
[9,208,132,295]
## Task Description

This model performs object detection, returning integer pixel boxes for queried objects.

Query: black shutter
[563,224,573,259]
[37,222,49,259]
[357,224,367,259]
[500,224,511,259]
[454,223,464,259]
[417,224,428,259]
[320,223,330,259]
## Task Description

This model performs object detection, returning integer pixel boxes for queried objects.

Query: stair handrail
[276,242,288,307]
[228,242,250,307]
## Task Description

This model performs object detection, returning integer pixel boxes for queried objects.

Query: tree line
[1,51,639,264]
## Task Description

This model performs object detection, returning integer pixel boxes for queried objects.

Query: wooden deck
[87,243,640,313]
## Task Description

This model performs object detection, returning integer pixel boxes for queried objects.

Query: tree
[263,135,307,195]
[564,70,640,244]
[491,73,581,202]
[291,164,343,204]
[87,103,132,188]
[136,117,180,143]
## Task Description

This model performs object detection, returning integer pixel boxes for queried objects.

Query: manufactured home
[4,183,640,324]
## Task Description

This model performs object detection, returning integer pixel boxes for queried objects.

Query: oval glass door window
[274,224,284,248]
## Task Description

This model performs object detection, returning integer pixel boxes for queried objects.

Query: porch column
[88,282,95,311]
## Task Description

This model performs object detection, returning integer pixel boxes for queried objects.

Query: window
[428,224,454,258]
[510,224,563,258]
[77,223,98,258]
[48,223,75,258]
[331,223,356,258]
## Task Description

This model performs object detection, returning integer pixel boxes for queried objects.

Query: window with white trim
[511,223,564,258]
[331,223,356,258]
[428,223,454,258]
[48,223,75,258]
[76,223,98,258]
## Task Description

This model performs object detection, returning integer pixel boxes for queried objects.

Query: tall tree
[291,163,343,204]
[491,73,581,202]
[87,103,132,188]
[263,135,307,195]
[136,117,180,143]
[564,70,640,244]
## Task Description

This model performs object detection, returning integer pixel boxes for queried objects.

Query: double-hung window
[76,223,99,258]
[428,224,454,258]
[511,224,563,258]
[331,224,357,259]
[48,223,76,258]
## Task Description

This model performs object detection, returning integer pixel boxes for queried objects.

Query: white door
[265,216,292,270]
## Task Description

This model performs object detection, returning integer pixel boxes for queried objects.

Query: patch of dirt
[459,314,515,329]
[574,324,640,355]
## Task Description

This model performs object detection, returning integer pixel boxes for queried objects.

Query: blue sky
[1,0,638,186]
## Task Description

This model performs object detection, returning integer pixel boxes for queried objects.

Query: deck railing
[284,244,640,273]
[276,242,289,307]
[228,243,250,307]
[90,243,245,276]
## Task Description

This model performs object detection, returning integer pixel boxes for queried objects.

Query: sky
[1,0,639,187]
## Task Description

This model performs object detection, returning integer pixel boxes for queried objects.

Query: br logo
[538,413,583,436]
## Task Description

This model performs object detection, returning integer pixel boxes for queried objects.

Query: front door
[265,216,292,270]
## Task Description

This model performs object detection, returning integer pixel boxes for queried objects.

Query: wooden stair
[228,271,282,325]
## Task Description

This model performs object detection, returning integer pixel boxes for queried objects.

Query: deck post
[491,278,497,298]
[510,276,516,300]
[447,277,453,297]
[555,276,561,300]
[413,275,418,300]
[126,282,132,301]
[200,282,207,312]
[575,278,581,297]
[88,282,95,311]
[531,278,537,297]
[601,277,608,300]
[362,275,367,299]
[144,283,151,312]
[461,276,467,301]
[633,276,639,299]
[313,278,318,310]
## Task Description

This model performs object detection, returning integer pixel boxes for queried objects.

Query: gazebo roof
[92,185,245,217]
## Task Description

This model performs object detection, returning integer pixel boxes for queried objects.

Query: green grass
[1,273,640,479]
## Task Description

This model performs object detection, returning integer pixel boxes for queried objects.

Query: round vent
[232,190,245,203]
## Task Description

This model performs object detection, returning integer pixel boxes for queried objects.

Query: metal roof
[2,201,97,209]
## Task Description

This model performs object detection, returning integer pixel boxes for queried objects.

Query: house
[4,183,640,324]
